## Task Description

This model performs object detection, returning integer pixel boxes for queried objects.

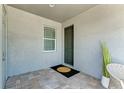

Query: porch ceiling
[8,4,97,22]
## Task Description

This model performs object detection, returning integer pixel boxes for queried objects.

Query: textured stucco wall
[62,5,124,79]
[7,6,62,76]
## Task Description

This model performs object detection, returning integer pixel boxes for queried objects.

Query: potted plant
[101,42,111,88]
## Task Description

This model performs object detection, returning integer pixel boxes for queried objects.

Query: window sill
[43,50,56,52]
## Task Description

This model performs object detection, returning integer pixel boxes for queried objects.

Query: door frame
[2,4,8,79]
[63,24,74,68]
[1,4,7,88]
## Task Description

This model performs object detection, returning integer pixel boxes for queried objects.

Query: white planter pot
[101,76,110,88]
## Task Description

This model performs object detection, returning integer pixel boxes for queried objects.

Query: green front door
[64,25,74,66]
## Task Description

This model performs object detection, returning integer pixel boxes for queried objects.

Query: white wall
[7,6,62,76]
[62,5,124,79]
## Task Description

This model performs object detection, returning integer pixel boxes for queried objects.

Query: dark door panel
[64,25,74,66]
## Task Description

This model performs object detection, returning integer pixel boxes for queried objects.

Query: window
[43,26,56,51]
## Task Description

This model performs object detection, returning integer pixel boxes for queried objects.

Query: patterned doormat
[51,64,79,78]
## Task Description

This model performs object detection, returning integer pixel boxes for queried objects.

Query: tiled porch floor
[6,68,104,89]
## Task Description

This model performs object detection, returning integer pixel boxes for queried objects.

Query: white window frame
[43,25,56,52]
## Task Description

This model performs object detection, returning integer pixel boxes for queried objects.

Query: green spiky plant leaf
[101,42,111,78]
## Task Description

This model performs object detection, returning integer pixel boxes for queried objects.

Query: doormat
[51,64,79,78]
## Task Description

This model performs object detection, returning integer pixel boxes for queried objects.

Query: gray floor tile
[6,68,103,89]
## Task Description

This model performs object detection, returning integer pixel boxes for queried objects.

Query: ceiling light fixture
[49,4,55,7]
